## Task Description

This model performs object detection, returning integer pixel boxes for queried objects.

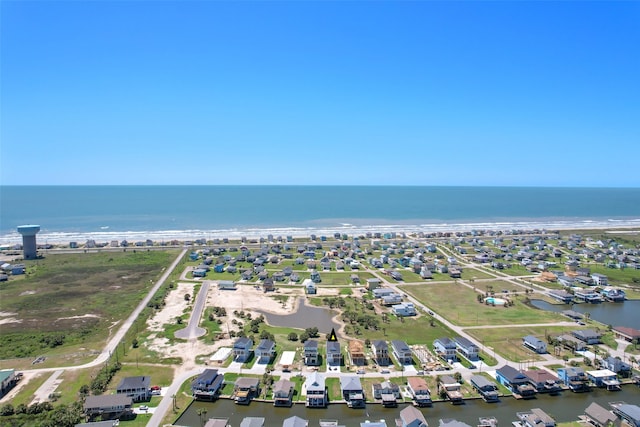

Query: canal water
[529,299,640,327]
[258,298,341,334]
[174,386,640,426]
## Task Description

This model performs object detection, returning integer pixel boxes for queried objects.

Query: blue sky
[1,1,639,186]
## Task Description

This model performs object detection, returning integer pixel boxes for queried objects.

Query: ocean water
[1,186,639,244]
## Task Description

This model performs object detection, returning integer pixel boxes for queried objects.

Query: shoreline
[2,221,639,246]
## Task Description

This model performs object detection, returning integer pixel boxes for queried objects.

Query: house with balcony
[372,340,390,366]
[116,376,151,402]
[372,380,399,407]
[304,339,320,366]
[272,379,295,407]
[586,369,621,390]
[470,375,499,402]
[583,402,617,427]
[454,336,479,361]
[495,365,536,399]
[407,377,432,407]
[572,329,602,345]
[191,369,224,401]
[255,339,275,364]
[601,356,632,375]
[83,395,133,420]
[556,367,590,392]
[397,405,428,427]
[233,337,254,363]
[327,341,342,367]
[516,408,556,427]
[523,369,561,394]
[438,375,463,404]
[433,337,457,362]
[391,340,413,365]
[340,375,365,408]
[304,372,327,408]
[234,377,260,405]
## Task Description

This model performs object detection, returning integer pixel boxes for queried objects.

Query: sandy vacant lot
[145,281,341,376]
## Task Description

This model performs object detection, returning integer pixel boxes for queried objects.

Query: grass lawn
[400,283,566,327]
[464,325,572,363]
[0,250,180,360]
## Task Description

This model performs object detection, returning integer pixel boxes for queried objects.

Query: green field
[0,250,179,360]
[399,282,566,327]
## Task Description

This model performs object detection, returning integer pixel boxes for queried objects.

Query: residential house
[556,367,590,392]
[548,290,574,304]
[587,369,621,390]
[239,417,265,427]
[591,273,608,286]
[0,369,18,398]
[191,369,224,400]
[612,326,640,344]
[262,278,275,292]
[340,375,365,408]
[367,278,382,290]
[83,395,133,420]
[397,405,428,427]
[610,402,640,427]
[391,340,413,365]
[327,341,343,366]
[303,279,317,294]
[438,375,463,404]
[272,379,295,407]
[359,422,387,427]
[348,340,365,366]
[495,365,536,398]
[233,337,253,362]
[233,377,259,404]
[454,336,479,361]
[283,416,309,427]
[392,302,416,317]
[470,375,499,402]
[372,340,390,366]
[371,380,401,400]
[433,337,457,362]
[116,376,151,402]
[522,335,547,354]
[382,294,403,306]
[583,402,617,427]
[204,419,231,427]
[255,339,275,364]
[517,408,556,427]
[601,356,632,375]
[304,372,327,408]
[572,329,602,345]
[303,339,320,366]
[523,370,560,394]
[218,280,237,290]
[556,334,588,352]
[372,288,394,298]
[407,377,432,407]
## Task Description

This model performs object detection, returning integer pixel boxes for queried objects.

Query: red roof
[613,326,640,339]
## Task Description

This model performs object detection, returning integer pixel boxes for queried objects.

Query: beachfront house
[233,337,253,362]
[303,339,320,366]
[391,340,413,365]
[83,395,133,420]
[407,377,432,407]
[397,405,428,427]
[433,337,457,362]
[454,336,479,361]
[304,372,327,408]
[470,375,499,402]
[348,340,365,366]
[191,369,224,401]
[522,335,547,354]
[116,376,151,402]
[255,339,275,364]
[272,379,295,407]
[327,341,342,367]
[372,340,390,366]
[556,367,590,392]
[495,365,536,398]
[571,329,602,345]
[340,375,365,408]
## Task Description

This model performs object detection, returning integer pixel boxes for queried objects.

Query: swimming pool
[484,297,507,305]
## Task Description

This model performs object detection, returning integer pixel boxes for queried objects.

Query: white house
[392,302,416,317]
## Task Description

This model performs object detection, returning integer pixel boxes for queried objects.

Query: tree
[288,332,298,341]
[132,338,139,348]
[0,404,14,416]
[184,293,191,301]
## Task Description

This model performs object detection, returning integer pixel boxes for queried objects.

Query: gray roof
[391,340,411,353]
[470,375,496,390]
[84,394,132,409]
[340,375,362,392]
[256,339,275,351]
[75,421,119,427]
[204,419,230,427]
[584,402,616,425]
[283,416,309,427]
[327,341,340,353]
[116,376,150,391]
[304,339,318,350]
[454,336,478,349]
[439,419,472,427]
[240,417,265,427]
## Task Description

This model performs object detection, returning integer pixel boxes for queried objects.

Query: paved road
[175,280,209,340]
